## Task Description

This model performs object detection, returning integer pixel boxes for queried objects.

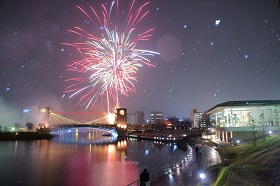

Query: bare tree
[259,113,268,141]
[249,117,258,146]
[26,123,34,131]
[274,106,280,134]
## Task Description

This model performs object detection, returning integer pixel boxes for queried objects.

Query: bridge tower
[115,108,127,129]
[38,107,50,126]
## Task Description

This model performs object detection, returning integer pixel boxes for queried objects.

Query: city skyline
[0,0,280,125]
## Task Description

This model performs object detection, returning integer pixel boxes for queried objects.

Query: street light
[199,173,206,185]
[199,173,205,179]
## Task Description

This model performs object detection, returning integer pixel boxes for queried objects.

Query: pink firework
[63,0,159,113]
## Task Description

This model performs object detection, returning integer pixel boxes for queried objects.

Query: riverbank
[0,132,56,141]
[211,134,280,185]
[128,130,202,151]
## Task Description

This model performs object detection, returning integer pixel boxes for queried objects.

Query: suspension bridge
[49,111,111,126]
[30,107,128,136]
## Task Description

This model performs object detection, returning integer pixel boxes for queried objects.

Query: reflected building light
[14,141,18,156]
[173,145,177,152]
[108,144,116,153]
[88,132,91,140]
[145,149,149,156]
[117,140,127,151]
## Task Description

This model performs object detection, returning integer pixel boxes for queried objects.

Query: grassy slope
[211,135,280,186]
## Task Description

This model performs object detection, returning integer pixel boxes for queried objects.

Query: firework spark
[63,0,159,113]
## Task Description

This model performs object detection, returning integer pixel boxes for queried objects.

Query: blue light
[23,109,30,113]
[173,145,177,152]
[111,131,118,138]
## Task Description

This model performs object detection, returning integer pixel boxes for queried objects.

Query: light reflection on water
[0,127,184,186]
[53,127,118,144]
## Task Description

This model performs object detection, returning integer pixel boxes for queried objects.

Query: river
[0,127,185,186]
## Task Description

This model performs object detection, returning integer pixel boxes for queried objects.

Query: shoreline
[0,132,56,141]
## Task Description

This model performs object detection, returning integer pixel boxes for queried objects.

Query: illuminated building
[194,112,206,128]
[150,112,163,124]
[204,100,280,142]
[190,109,206,128]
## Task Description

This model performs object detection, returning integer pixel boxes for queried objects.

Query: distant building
[135,111,145,124]
[127,113,135,125]
[150,112,163,124]
[190,109,196,128]
[167,116,179,126]
[194,112,207,128]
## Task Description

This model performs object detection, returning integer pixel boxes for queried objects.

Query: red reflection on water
[61,143,138,186]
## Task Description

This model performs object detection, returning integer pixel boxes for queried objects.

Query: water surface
[0,127,185,186]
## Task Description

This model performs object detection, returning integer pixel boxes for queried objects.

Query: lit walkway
[152,139,222,186]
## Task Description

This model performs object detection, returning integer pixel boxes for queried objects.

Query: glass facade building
[206,100,280,127]
[204,100,280,143]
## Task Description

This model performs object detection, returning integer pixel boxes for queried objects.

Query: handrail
[127,145,192,186]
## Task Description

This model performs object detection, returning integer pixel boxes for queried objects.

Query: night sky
[0,0,280,123]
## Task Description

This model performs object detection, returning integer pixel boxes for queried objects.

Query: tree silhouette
[273,106,280,134]
[249,117,258,146]
[26,123,34,131]
[258,113,268,141]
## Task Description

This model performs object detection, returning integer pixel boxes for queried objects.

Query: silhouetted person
[140,168,150,186]
[198,146,202,158]
[195,145,199,157]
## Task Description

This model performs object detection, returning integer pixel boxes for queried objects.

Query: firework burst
[63,0,159,113]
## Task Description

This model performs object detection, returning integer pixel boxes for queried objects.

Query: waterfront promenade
[153,138,222,186]
[128,130,223,186]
